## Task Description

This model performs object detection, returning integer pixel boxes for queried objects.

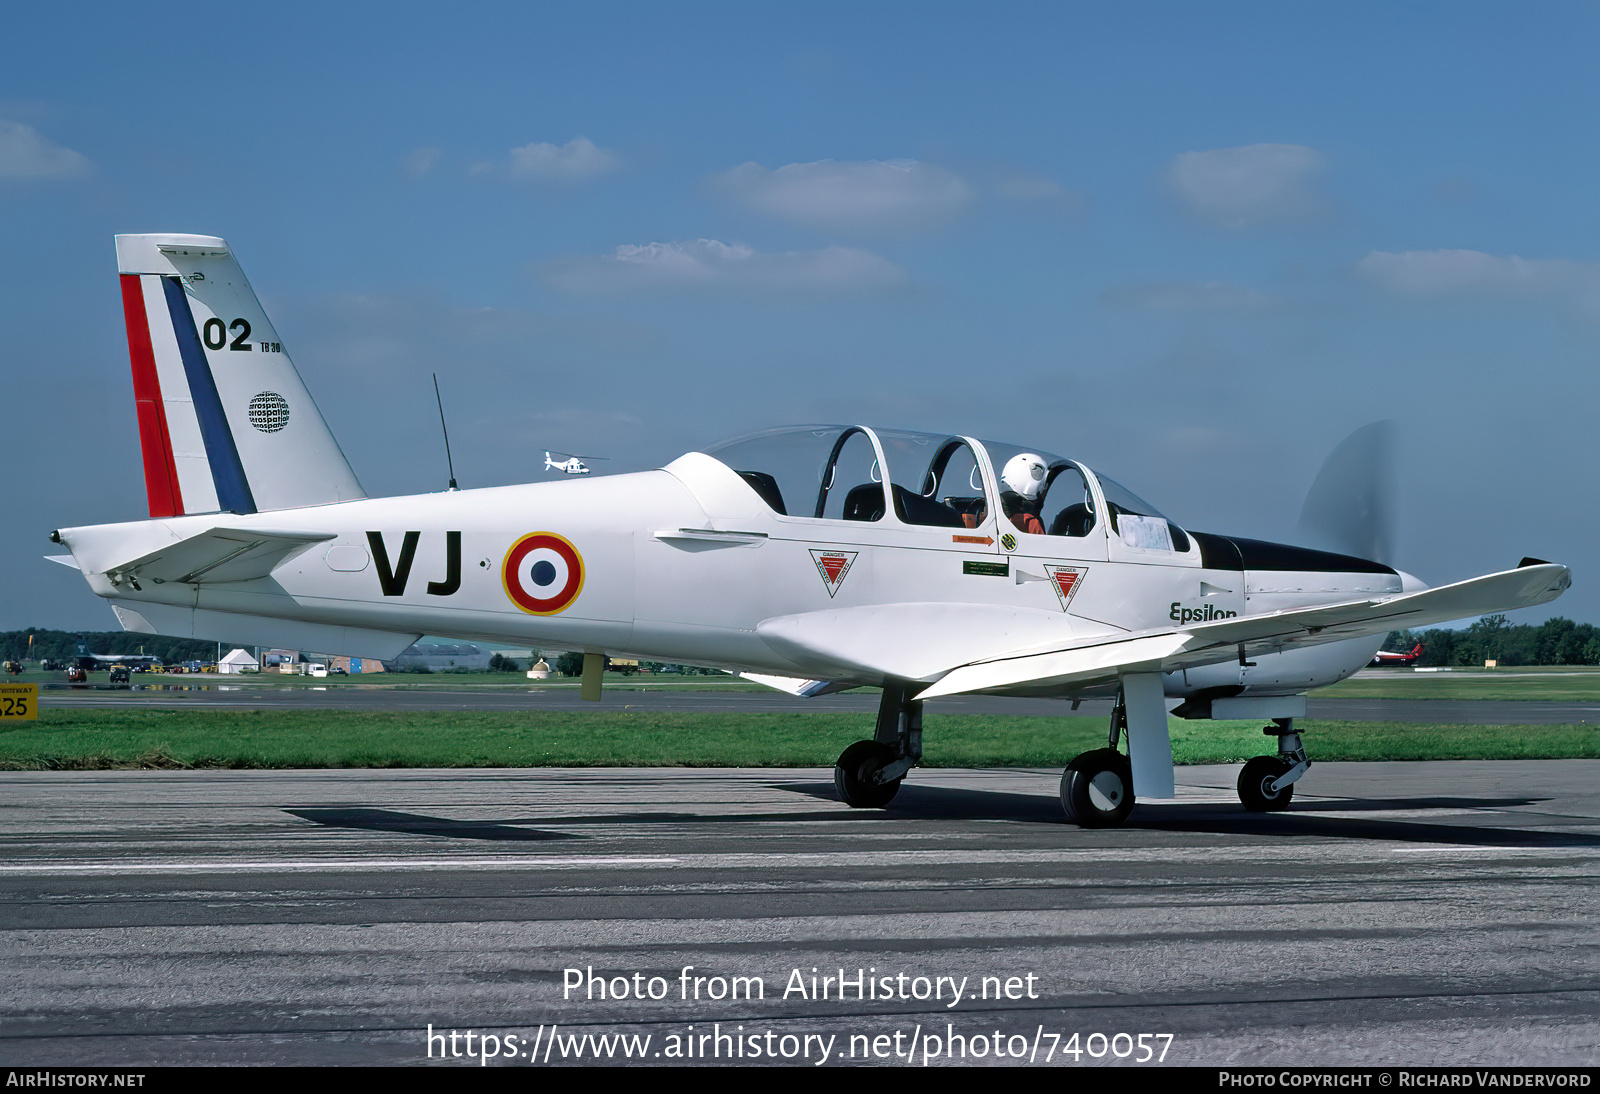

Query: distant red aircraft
[1370,643,1424,667]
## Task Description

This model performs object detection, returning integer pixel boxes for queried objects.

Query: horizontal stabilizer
[106,527,335,586]
[919,562,1570,699]
[43,555,81,570]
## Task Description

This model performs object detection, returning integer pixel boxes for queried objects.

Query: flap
[107,527,336,586]
[740,672,856,697]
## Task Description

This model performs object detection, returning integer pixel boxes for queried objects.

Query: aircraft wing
[105,527,336,586]
[917,561,1570,699]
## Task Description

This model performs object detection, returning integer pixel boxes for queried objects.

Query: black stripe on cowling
[1190,532,1396,575]
[1190,531,1243,570]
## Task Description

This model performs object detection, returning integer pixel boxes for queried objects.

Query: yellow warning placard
[0,683,38,721]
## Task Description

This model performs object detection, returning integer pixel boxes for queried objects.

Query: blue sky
[5,2,1600,628]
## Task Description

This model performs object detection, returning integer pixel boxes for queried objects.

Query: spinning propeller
[1296,420,1397,566]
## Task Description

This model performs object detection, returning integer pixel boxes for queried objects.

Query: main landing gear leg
[834,682,922,808]
[1060,693,1136,828]
[1237,718,1311,812]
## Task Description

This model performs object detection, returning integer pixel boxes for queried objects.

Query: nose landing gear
[1237,718,1310,812]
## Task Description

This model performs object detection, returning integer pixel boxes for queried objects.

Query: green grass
[1,709,1595,771]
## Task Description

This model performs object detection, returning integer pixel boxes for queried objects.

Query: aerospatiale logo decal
[810,549,858,598]
[502,532,585,615]
[1044,565,1087,611]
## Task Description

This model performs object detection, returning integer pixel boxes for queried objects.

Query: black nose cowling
[1189,531,1397,575]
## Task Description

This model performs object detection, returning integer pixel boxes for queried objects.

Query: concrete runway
[37,682,1600,723]
[3,762,1597,1066]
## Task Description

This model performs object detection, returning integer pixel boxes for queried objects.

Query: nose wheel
[1238,755,1295,811]
[1237,718,1310,812]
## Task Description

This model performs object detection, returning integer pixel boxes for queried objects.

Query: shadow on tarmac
[284,786,1599,850]
[285,808,578,842]
[783,782,1599,848]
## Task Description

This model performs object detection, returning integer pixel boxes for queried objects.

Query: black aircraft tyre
[834,740,902,808]
[1060,748,1136,827]
[1238,755,1295,812]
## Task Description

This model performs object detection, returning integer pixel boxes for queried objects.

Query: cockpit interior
[704,424,1190,550]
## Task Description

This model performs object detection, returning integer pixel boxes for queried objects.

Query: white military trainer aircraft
[50,234,1572,826]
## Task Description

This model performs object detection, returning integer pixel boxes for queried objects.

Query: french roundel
[502,532,584,615]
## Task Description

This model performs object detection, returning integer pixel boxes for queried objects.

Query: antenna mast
[432,373,458,491]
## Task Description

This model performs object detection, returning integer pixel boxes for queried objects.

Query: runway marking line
[0,856,678,875]
[3,843,1590,876]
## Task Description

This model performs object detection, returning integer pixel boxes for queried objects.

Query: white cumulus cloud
[1166,143,1324,228]
[993,172,1085,212]
[711,159,974,232]
[1099,281,1279,313]
[1358,249,1600,299]
[542,239,908,295]
[508,136,620,183]
[0,120,93,180]
[403,146,442,177]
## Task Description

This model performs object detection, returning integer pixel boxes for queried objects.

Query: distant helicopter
[544,451,607,476]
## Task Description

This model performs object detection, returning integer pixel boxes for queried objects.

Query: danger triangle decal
[1044,565,1086,610]
[810,549,858,597]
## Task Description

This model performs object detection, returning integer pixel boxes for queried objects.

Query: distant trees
[1383,616,1600,666]
[0,629,215,663]
[556,652,585,677]
[487,653,520,673]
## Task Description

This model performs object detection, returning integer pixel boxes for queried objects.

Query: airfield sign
[0,683,38,721]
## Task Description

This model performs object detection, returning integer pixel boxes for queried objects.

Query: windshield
[1095,473,1189,551]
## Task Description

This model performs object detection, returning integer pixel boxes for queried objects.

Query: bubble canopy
[702,425,1187,546]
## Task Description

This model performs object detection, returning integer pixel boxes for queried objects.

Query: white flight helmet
[1001,453,1048,500]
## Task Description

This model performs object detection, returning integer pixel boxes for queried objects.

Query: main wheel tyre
[1060,748,1136,827]
[834,740,902,808]
[1238,755,1295,812]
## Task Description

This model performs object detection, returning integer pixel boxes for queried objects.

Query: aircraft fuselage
[58,452,1398,698]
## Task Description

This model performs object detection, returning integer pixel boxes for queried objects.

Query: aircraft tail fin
[116,233,366,518]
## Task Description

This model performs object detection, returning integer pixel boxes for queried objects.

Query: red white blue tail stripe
[115,234,366,517]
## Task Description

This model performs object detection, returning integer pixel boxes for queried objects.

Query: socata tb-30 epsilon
[49,234,1572,826]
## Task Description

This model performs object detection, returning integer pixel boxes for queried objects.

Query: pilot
[1000,453,1048,535]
